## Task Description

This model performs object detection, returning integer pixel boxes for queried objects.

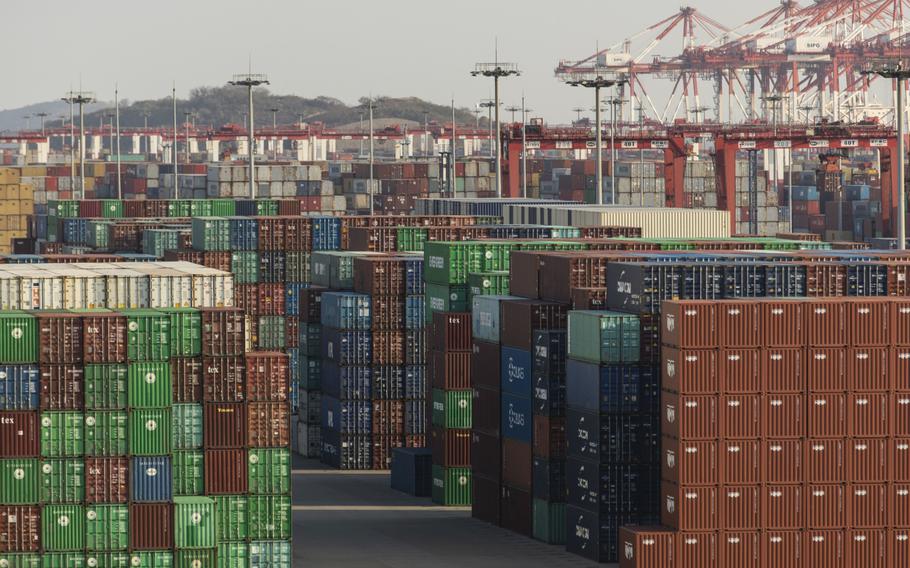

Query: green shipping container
[215,542,247,568]
[84,552,130,568]
[40,459,85,503]
[230,252,260,284]
[424,242,485,285]
[172,404,203,450]
[189,200,214,218]
[40,552,86,568]
[100,200,123,219]
[86,221,111,249]
[128,552,173,568]
[431,465,471,506]
[174,550,216,568]
[0,554,41,568]
[129,409,171,455]
[424,283,468,322]
[160,308,201,357]
[567,310,641,364]
[0,458,39,504]
[174,497,217,548]
[298,324,320,356]
[41,412,84,457]
[467,271,510,299]
[213,495,248,541]
[167,200,191,218]
[141,229,181,259]
[247,449,290,495]
[210,200,236,217]
[41,504,85,551]
[127,362,172,408]
[85,504,129,551]
[83,364,128,410]
[431,389,472,429]
[124,310,171,361]
[395,227,428,252]
[51,200,81,218]
[257,316,286,350]
[532,499,566,544]
[249,541,291,567]
[84,410,128,456]
[255,200,278,217]
[300,357,321,390]
[247,495,291,540]
[284,252,310,283]
[0,312,37,363]
[172,450,204,496]
[191,218,230,251]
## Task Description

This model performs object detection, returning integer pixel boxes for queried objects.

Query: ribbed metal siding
[39,458,84,503]
[249,541,292,567]
[40,412,84,457]
[83,364,128,410]
[85,504,129,551]
[172,403,204,450]
[84,410,128,456]
[0,364,39,409]
[128,362,172,408]
[248,448,290,495]
[173,497,217,548]
[131,456,173,502]
[171,450,204,497]
[0,458,39,504]
[40,504,85,551]
[214,495,249,541]
[0,314,37,363]
[247,495,292,540]
[129,551,175,568]
[128,409,172,455]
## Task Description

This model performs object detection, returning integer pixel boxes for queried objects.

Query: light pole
[479,100,495,158]
[270,107,279,129]
[61,94,77,191]
[521,97,532,199]
[361,97,379,215]
[472,59,521,198]
[106,113,115,158]
[183,111,193,164]
[572,107,585,124]
[799,104,814,127]
[451,97,457,196]
[115,85,121,199]
[62,91,94,200]
[228,73,270,199]
[23,115,31,131]
[637,103,645,206]
[505,105,520,124]
[35,112,48,135]
[142,112,151,129]
[423,111,430,157]
[606,97,623,205]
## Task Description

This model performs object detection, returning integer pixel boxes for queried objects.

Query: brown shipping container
[894,394,910,437]
[760,300,804,347]
[718,531,760,568]
[806,348,846,392]
[0,505,40,552]
[501,437,532,491]
[499,300,567,351]
[846,298,890,346]
[806,299,846,346]
[372,400,404,436]
[891,483,910,527]
[660,437,718,486]
[202,356,245,402]
[661,300,717,349]
[203,251,231,272]
[85,457,128,503]
[130,503,173,550]
[82,312,127,363]
[721,485,761,530]
[353,257,406,296]
[717,301,760,348]
[848,438,889,483]
[807,393,846,438]
[508,250,544,299]
[370,296,405,331]
[201,308,245,356]
[298,286,324,323]
[721,394,761,439]
[431,312,472,352]
[431,351,471,390]
[804,530,844,567]
[718,349,760,393]
[203,403,247,448]
[204,449,248,494]
[372,331,405,366]
[661,391,718,441]
[245,352,289,402]
[892,299,910,345]
[372,435,401,469]
[471,431,501,480]
[39,365,84,410]
[661,347,717,395]
[430,426,470,467]
[891,529,910,566]
[472,387,500,436]
[618,526,677,568]
[257,283,286,316]
[806,438,845,483]
[36,312,83,364]
[893,438,910,482]
[892,348,910,391]
[471,341,500,391]
[848,392,889,438]
[531,415,565,459]
[500,485,532,538]
[676,531,717,567]
[0,411,39,457]
[721,439,760,485]
[762,348,805,394]
[763,485,804,530]
[847,347,889,391]
[806,484,846,528]
[763,439,803,484]
[172,357,203,402]
[763,394,804,438]
[762,531,802,568]
[247,402,289,447]
[660,481,717,531]
[472,474,501,525]
[848,483,887,528]
[570,287,607,310]
[846,529,888,568]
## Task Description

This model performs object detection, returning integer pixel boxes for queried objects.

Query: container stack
[293,285,324,459]
[0,168,33,254]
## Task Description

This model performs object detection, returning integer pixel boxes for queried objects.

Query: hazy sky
[5,1,759,122]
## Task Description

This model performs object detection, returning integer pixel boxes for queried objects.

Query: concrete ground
[291,454,606,567]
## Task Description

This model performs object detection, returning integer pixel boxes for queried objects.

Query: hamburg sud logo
[507,402,525,430]
[507,355,525,384]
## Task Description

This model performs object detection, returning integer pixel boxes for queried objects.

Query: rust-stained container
[807,393,846,438]
[660,480,717,531]
[717,301,760,348]
[762,348,804,393]
[247,402,290,447]
[721,439,760,485]
[204,449,248,494]
[804,530,844,566]
[172,357,203,403]
[0,504,40,551]
[891,528,910,566]
[760,300,804,347]
[806,484,846,528]
[847,438,888,483]
[531,415,564,460]
[471,340,500,391]
[246,352,289,402]
[847,347,889,392]
[661,300,717,348]
[894,394,910,437]
[431,351,471,390]
[848,392,889,438]
[676,531,717,567]
[661,347,717,394]
[501,437,531,491]
[499,300,567,351]
[35,312,83,365]
[846,529,888,568]
[431,312,472,352]
[763,394,803,439]
[718,349,759,394]
[618,526,677,568]
[890,483,910,527]
[39,365,84,410]
[721,485,761,530]
[0,411,39,457]
[805,299,846,347]
[720,394,761,439]
[763,439,802,484]
[763,484,804,529]
[372,331,406,366]
[130,503,173,549]
[203,403,247,448]
[200,308,245,356]
[848,483,887,528]
[846,298,890,346]
[661,391,717,441]
[806,348,845,392]
[763,530,802,568]
[661,436,717,486]
[892,299,910,345]
[719,531,760,568]
[430,426,470,467]
[202,356,245,402]
[84,457,128,503]
[372,400,405,436]
[892,438,910,482]
[82,312,127,363]
[805,438,845,483]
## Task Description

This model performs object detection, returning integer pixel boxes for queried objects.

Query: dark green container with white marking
[172,450,204,496]
[0,458,39,504]
[127,362,172,408]
[159,308,201,358]
[40,458,85,503]
[174,497,217,548]
[0,553,41,568]
[467,271,510,299]
[85,504,129,551]
[532,499,566,544]
[248,448,290,494]
[431,389,472,429]
[128,409,171,455]
[0,312,37,363]
[300,357,321,389]
[84,552,130,567]
[285,252,310,283]
[37,552,85,568]
[256,316,286,350]
[172,404,203,450]
[431,465,471,506]
[298,324,320,356]
[567,310,641,364]
[128,552,173,568]
[231,252,260,284]
[214,495,248,541]
[84,410,128,456]
[215,542,247,568]
[247,495,291,540]
[83,364,128,410]
[425,283,468,322]
[174,550,216,568]
[41,504,85,551]
[40,412,84,457]
[123,310,170,362]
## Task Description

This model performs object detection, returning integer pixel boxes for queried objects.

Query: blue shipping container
[405,296,425,329]
[322,362,371,400]
[229,217,259,250]
[284,283,310,317]
[404,258,425,295]
[131,456,173,502]
[321,292,372,330]
[373,366,404,400]
[311,217,342,251]
[565,360,658,415]
[501,392,533,443]
[565,506,645,564]
[390,447,432,497]
[565,408,660,465]
[321,429,372,470]
[565,458,660,515]
[405,400,425,435]
[321,328,372,366]
[0,364,40,409]
[404,366,426,399]
[405,330,426,365]
[500,346,533,396]
[321,395,372,434]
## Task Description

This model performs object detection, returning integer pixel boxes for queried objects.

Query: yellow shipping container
[84,177,96,191]
[17,184,33,199]
[91,163,106,177]
[0,202,17,216]
[0,168,21,184]
[21,166,46,177]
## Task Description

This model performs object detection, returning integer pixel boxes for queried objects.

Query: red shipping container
[247,402,290,447]
[245,352,289,402]
[285,317,298,349]
[661,347,717,394]
[430,426,470,467]
[501,437,532,491]
[848,392,889,438]
[762,531,802,568]
[847,347,889,391]
[39,365,84,410]
[891,529,910,566]
[0,505,40,552]
[676,531,717,567]
[204,449,248,494]
[763,394,803,438]
[171,357,203,403]
[431,351,472,390]
[891,483,910,527]
[718,531,760,568]
[234,284,260,316]
[846,299,890,346]
[759,300,804,347]
[846,529,888,568]
[847,438,889,483]
[804,530,844,567]
[894,394,910,437]
[763,439,802,483]
[82,312,127,363]
[532,415,564,459]
[718,349,759,393]
[806,348,845,392]
[721,485,761,529]
[721,394,761,439]
[371,401,405,436]
[805,299,846,346]
[848,483,887,528]
[661,391,718,441]
[892,300,910,345]
[258,283,286,315]
[202,252,231,272]
[893,438,910,482]
[202,356,245,402]
[763,485,804,530]
[0,411,39,457]
[806,438,845,483]
[661,300,717,348]
[203,403,247,448]
[431,312,472,352]
[806,484,846,528]
[807,393,846,438]
[618,526,676,568]
[660,437,717,486]
[200,308,245,356]
[717,301,760,348]
[660,481,717,531]
[130,503,173,549]
[721,439,760,485]
[85,457,128,503]
[35,312,83,365]
[762,348,804,393]
[891,348,910,391]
